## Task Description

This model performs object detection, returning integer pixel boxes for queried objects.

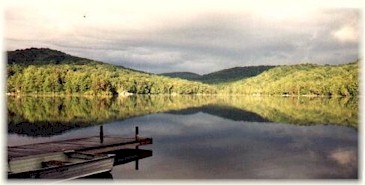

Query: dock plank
[8,151,27,158]
[8,136,152,160]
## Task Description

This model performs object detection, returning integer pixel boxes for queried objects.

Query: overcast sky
[4,0,362,74]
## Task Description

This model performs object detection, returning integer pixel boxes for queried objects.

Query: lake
[7,95,358,179]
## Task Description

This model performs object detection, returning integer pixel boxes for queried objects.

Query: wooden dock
[8,126,152,180]
[8,135,152,160]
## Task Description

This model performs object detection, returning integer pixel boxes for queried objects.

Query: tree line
[7,63,217,96]
[221,61,359,96]
[6,48,359,97]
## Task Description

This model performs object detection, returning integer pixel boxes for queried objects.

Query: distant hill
[160,66,275,84]
[6,48,217,95]
[224,61,359,96]
[7,48,104,65]
[199,66,275,84]
[7,48,153,75]
[160,72,202,80]
[6,47,359,97]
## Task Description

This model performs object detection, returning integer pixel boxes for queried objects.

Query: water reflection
[7,95,358,137]
[7,95,358,179]
[80,148,153,180]
[106,113,357,179]
[106,148,153,167]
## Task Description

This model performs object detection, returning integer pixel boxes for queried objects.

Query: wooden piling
[135,126,139,140]
[100,126,104,143]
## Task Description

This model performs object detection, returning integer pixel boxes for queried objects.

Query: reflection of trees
[167,105,270,122]
[8,95,215,124]
[7,95,217,136]
[8,95,358,137]
[217,96,358,128]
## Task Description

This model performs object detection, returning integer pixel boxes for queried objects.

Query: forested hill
[6,48,360,97]
[199,66,275,84]
[160,72,202,80]
[160,66,275,84]
[6,48,217,95]
[223,61,359,96]
[8,48,103,65]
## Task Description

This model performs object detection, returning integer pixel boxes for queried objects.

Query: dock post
[135,126,139,140]
[135,140,139,170]
[135,159,139,170]
[100,125,104,143]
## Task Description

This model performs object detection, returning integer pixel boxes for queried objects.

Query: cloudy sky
[3,0,362,74]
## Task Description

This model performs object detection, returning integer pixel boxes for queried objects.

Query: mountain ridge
[159,72,202,80]
[7,48,98,65]
[7,47,154,75]
[8,47,276,84]
[6,47,359,97]
[160,65,275,84]
[6,47,217,95]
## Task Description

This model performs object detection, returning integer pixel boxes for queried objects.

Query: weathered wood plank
[8,151,27,158]
[8,136,152,160]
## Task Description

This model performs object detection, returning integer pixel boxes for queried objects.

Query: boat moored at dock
[8,151,115,180]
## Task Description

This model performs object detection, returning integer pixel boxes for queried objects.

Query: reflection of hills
[225,96,358,128]
[7,96,217,137]
[8,95,358,137]
[167,105,270,122]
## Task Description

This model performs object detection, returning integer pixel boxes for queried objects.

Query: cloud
[332,25,359,43]
[329,148,357,166]
[4,0,361,74]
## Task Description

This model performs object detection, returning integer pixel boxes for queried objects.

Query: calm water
[7,95,358,179]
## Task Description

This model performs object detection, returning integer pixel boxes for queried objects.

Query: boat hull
[8,152,115,180]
